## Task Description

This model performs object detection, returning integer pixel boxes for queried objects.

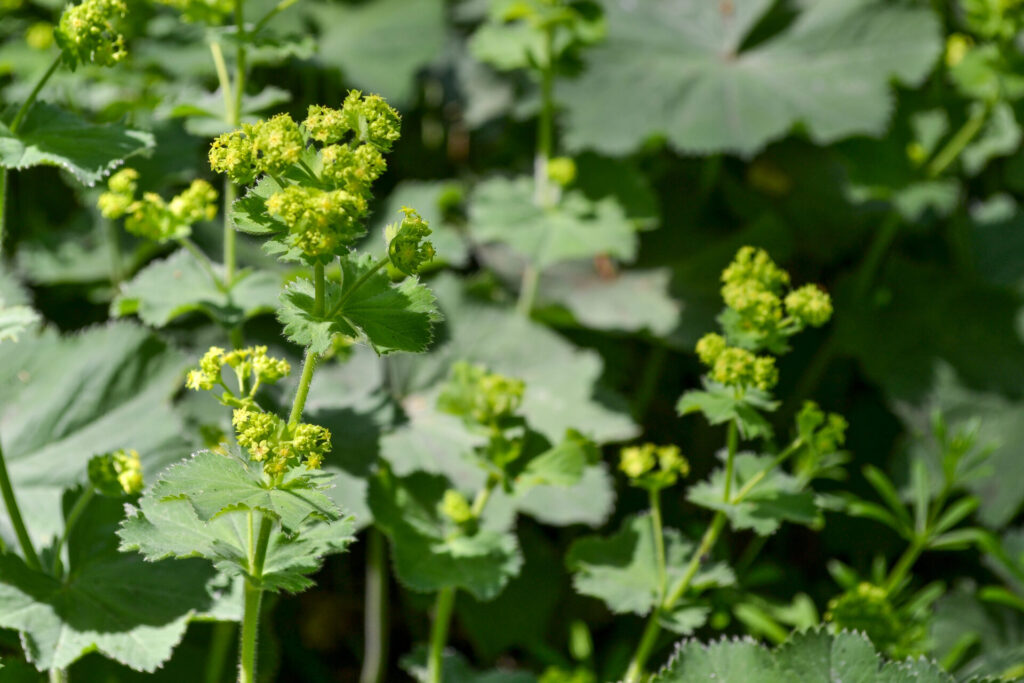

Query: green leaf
[310,0,445,104]
[653,628,956,682]
[0,103,153,185]
[468,177,637,268]
[277,253,441,355]
[687,453,820,536]
[0,323,190,546]
[151,451,340,532]
[963,102,1021,176]
[401,647,537,683]
[0,300,38,343]
[112,249,280,328]
[0,495,214,672]
[368,470,522,600]
[566,515,733,616]
[563,0,942,156]
[119,490,355,593]
[677,381,777,440]
[515,429,598,490]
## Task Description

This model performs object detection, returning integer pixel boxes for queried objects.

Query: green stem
[223,180,238,288]
[9,52,62,134]
[209,37,237,287]
[288,349,318,427]
[623,511,728,682]
[252,0,300,34]
[471,477,497,519]
[730,438,803,505]
[2,52,62,254]
[205,621,235,683]
[232,0,247,130]
[649,489,667,601]
[209,40,233,124]
[48,668,67,683]
[239,516,273,683]
[926,103,990,178]
[722,420,738,502]
[0,439,41,571]
[359,528,389,683]
[428,586,457,683]
[52,487,94,577]
[883,540,925,596]
[517,28,556,317]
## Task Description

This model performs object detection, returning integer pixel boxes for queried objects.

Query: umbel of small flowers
[88,447,145,496]
[209,91,412,265]
[54,0,128,69]
[619,443,690,492]
[695,246,833,394]
[99,169,219,243]
[185,346,330,475]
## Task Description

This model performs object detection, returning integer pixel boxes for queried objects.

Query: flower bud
[440,489,474,525]
[386,207,435,275]
[55,0,127,68]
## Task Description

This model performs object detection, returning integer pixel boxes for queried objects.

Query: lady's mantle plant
[567,247,843,682]
[118,92,440,683]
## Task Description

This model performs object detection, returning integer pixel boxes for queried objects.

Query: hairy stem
[239,516,273,683]
[0,439,41,571]
[288,349,318,427]
[52,487,94,577]
[359,528,389,683]
[428,586,457,683]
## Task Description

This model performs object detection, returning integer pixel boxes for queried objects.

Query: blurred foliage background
[4,0,1024,680]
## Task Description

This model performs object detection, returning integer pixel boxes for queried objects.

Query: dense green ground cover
[2,0,1024,681]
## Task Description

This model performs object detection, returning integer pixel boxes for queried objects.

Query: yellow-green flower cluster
[304,91,401,151]
[88,448,143,496]
[185,345,290,396]
[154,0,233,24]
[385,207,435,276]
[784,284,833,327]
[619,443,689,490]
[696,332,778,391]
[719,246,832,349]
[438,361,526,427]
[796,401,848,455]
[209,92,402,263]
[55,0,127,68]
[264,186,368,257]
[439,489,474,525]
[98,169,218,243]
[232,408,331,474]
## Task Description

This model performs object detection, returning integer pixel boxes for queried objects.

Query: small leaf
[119,489,355,593]
[566,515,732,616]
[687,453,820,536]
[515,429,598,491]
[677,381,777,440]
[0,103,153,185]
[277,253,441,355]
[151,451,340,531]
